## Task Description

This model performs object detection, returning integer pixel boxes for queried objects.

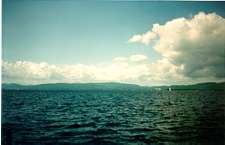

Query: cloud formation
[129,12,225,80]
[3,12,225,85]
[128,31,157,45]
[129,54,148,62]
[2,55,152,85]
[3,56,221,85]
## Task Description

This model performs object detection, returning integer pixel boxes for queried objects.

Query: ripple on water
[2,90,225,145]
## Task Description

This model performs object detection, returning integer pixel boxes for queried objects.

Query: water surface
[2,90,225,145]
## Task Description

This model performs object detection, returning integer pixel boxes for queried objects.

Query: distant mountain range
[2,82,224,91]
[153,82,225,91]
[2,82,146,91]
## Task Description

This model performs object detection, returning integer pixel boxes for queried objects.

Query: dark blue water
[2,90,225,145]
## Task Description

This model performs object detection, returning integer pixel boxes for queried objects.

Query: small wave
[85,138,118,145]
[95,128,118,135]
[66,122,96,129]
[104,122,120,127]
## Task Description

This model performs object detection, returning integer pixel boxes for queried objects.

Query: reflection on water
[2,90,225,145]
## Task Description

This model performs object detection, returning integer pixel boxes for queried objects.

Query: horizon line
[2,81,224,87]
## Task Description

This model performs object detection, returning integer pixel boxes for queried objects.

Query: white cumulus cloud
[128,31,157,45]
[129,12,225,80]
[2,55,152,85]
[129,54,148,62]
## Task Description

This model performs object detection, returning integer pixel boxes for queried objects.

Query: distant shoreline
[2,82,224,91]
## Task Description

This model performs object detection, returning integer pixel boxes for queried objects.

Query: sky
[2,1,225,85]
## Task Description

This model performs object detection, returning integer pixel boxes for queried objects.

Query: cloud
[2,55,152,85]
[129,12,225,80]
[129,54,148,62]
[2,54,186,85]
[128,31,157,45]
[3,56,223,85]
[3,12,225,85]
[113,57,128,62]
[113,54,148,63]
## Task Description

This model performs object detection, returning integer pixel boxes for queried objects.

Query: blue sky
[2,1,225,85]
[3,1,225,64]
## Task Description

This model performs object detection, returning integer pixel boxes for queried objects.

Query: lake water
[2,90,225,145]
